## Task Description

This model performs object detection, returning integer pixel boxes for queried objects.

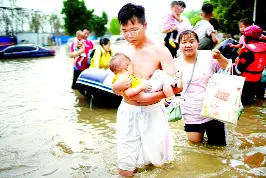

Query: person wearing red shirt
[70,28,94,89]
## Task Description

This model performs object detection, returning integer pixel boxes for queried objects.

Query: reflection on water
[0,45,265,178]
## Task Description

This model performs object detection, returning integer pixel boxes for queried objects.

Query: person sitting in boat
[109,53,178,105]
[90,38,113,69]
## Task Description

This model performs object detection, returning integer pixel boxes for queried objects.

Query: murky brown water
[0,45,265,178]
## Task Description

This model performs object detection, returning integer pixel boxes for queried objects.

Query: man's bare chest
[130,54,160,79]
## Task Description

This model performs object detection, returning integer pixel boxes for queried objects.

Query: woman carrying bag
[174,30,230,146]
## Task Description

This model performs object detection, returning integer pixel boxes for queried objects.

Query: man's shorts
[116,101,173,171]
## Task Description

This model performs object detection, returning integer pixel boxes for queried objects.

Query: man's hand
[141,81,152,91]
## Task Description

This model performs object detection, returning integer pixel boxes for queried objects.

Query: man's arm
[124,86,144,98]
[161,27,176,34]
[210,32,218,46]
[69,41,85,58]
[131,46,182,102]
[70,48,85,58]
[131,91,165,103]
[159,45,177,76]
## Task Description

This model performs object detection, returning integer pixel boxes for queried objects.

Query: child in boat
[228,18,252,49]
[74,30,87,67]
[109,53,178,104]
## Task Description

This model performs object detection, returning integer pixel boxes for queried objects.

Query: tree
[183,10,201,26]
[29,12,42,33]
[109,17,120,35]
[61,0,94,35]
[92,11,108,37]
[209,0,254,36]
[49,13,63,35]
[14,8,30,32]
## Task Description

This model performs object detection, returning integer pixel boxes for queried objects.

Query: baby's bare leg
[163,85,175,98]
[79,57,84,62]
[163,85,175,105]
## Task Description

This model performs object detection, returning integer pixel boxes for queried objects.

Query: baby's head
[76,30,84,41]
[109,53,133,75]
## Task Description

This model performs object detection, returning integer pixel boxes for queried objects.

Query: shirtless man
[113,3,182,177]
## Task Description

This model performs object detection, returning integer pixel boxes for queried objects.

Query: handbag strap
[182,56,197,97]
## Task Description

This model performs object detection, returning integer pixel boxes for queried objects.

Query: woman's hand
[212,49,229,70]
[212,49,222,59]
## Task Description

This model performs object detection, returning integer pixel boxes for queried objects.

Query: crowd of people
[69,29,113,89]
[68,1,266,177]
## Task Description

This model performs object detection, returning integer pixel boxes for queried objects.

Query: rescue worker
[233,25,266,105]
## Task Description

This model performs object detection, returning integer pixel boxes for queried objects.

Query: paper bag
[200,73,245,123]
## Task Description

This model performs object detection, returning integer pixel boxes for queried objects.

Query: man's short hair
[201,3,213,15]
[171,1,186,8]
[118,3,146,25]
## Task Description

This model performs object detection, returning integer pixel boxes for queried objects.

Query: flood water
[0,45,265,178]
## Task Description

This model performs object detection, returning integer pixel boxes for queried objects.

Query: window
[20,46,37,52]
[5,47,21,53]
[4,46,37,53]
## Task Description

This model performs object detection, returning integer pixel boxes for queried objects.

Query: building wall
[17,33,52,46]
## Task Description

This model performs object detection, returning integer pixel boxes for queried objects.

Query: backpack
[87,48,96,67]
[86,48,112,67]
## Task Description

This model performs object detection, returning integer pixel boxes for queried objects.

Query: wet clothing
[116,101,173,171]
[185,120,226,146]
[174,51,226,146]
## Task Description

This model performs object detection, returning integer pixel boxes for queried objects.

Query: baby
[109,53,177,104]
[74,30,87,67]
[163,12,183,48]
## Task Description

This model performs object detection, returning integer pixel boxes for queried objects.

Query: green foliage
[30,12,42,33]
[92,11,108,37]
[61,0,108,36]
[183,10,201,26]
[49,13,63,35]
[61,0,94,36]
[209,0,254,35]
[109,18,120,35]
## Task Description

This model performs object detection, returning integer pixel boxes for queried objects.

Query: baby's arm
[123,80,151,98]
[228,43,243,49]
[172,12,182,22]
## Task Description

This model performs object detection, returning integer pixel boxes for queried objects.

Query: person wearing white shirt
[193,3,218,50]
